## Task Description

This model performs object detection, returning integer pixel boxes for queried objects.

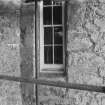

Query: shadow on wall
[20,13,35,105]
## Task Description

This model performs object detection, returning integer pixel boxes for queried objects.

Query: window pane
[43,0,52,5]
[43,7,52,25]
[54,46,63,64]
[54,27,63,44]
[53,6,62,24]
[44,46,53,64]
[44,27,53,45]
[53,1,62,5]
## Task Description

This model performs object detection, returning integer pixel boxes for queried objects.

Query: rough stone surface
[0,14,22,105]
[67,0,105,105]
[0,7,35,105]
[3,0,105,105]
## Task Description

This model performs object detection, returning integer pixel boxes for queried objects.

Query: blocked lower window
[40,0,65,72]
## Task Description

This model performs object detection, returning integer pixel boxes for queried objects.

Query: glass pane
[53,1,62,5]
[54,27,63,44]
[43,0,52,5]
[53,6,62,24]
[54,46,63,64]
[44,46,53,64]
[44,27,53,45]
[43,7,52,25]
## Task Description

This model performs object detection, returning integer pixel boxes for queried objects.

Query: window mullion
[52,3,54,64]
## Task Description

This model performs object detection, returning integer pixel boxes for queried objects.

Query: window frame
[39,0,65,73]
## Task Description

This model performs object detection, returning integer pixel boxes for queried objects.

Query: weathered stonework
[0,14,22,105]
[67,0,105,105]
[0,3,35,105]
[2,0,105,105]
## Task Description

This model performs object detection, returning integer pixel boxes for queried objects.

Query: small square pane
[43,0,52,5]
[54,46,63,64]
[44,27,53,45]
[43,7,52,25]
[54,27,63,44]
[53,1,62,5]
[53,6,62,24]
[44,46,53,64]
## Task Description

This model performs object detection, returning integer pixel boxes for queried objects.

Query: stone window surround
[35,0,68,77]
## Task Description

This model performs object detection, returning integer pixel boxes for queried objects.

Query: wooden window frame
[38,0,66,73]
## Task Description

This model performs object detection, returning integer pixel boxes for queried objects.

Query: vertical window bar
[40,1,44,68]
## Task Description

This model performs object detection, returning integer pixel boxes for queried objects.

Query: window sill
[39,72,66,78]
[39,68,66,78]
[41,68,63,72]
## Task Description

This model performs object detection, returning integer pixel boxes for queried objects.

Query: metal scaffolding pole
[0,75,105,93]
[35,1,39,105]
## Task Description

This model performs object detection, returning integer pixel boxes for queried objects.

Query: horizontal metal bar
[0,75,104,93]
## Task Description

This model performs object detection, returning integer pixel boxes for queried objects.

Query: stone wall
[2,0,105,105]
[0,13,22,105]
[0,5,35,105]
[67,0,105,105]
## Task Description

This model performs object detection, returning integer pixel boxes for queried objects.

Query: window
[40,0,65,72]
